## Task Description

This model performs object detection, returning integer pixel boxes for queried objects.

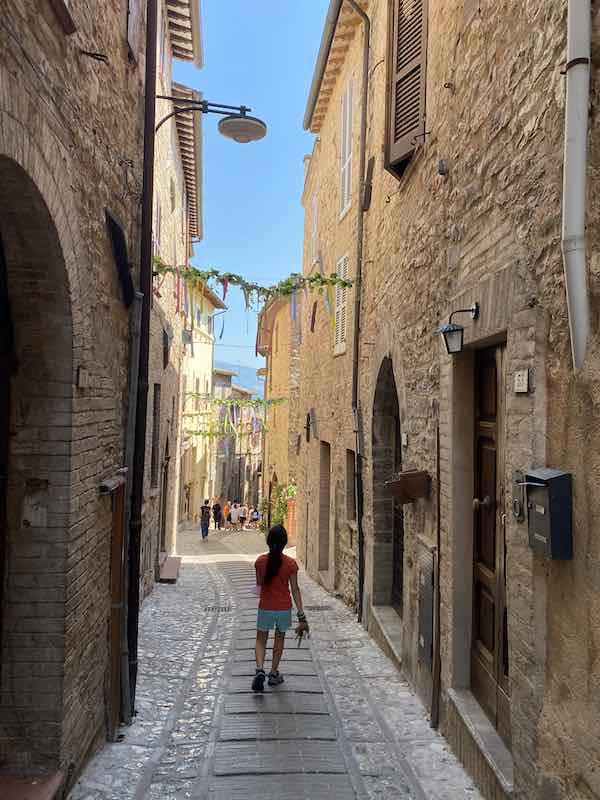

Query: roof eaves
[303,0,344,131]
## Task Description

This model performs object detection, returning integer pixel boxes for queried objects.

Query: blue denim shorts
[257,609,292,633]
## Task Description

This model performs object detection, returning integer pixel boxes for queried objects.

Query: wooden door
[0,236,12,663]
[472,346,510,747]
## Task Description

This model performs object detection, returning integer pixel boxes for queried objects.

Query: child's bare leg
[255,630,268,670]
[272,630,285,672]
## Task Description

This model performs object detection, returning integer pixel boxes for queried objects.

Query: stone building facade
[178,284,225,523]
[257,296,301,527]
[211,372,262,508]
[0,0,145,788]
[143,2,203,591]
[298,2,600,799]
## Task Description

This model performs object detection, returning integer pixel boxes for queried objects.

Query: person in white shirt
[239,503,249,529]
[230,503,240,530]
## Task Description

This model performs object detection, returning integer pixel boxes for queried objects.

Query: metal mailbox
[525,468,572,560]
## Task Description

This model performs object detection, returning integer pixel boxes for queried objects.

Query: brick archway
[371,357,404,611]
[0,154,73,772]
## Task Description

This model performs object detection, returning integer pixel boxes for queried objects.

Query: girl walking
[252,525,309,692]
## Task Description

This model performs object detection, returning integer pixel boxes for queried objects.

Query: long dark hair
[264,525,288,584]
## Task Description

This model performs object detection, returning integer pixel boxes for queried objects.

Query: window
[340,81,353,216]
[310,192,318,263]
[170,177,176,213]
[310,301,318,332]
[150,384,161,488]
[162,328,169,369]
[274,323,279,355]
[127,0,143,59]
[334,255,349,353]
[386,0,428,177]
[346,449,356,521]
[153,201,162,256]
[158,3,167,76]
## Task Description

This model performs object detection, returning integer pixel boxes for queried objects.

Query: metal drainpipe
[127,0,158,716]
[562,0,591,370]
[120,290,142,725]
[346,0,370,624]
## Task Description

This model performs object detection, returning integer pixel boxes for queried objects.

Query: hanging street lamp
[436,303,480,355]
[156,97,267,142]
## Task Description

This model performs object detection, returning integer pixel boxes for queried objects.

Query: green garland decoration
[184,393,285,409]
[153,256,352,309]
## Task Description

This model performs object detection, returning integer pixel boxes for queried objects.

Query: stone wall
[298,1,600,798]
[143,15,190,583]
[0,0,144,780]
[263,299,300,498]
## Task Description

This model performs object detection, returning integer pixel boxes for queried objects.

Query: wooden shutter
[388,0,428,170]
[334,256,349,351]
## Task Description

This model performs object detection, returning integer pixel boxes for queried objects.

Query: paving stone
[207,774,356,799]
[228,674,323,693]
[68,532,483,800]
[220,713,336,740]
[233,648,313,662]
[230,661,318,677]
[213,740,347,775]
[224,692,329,715]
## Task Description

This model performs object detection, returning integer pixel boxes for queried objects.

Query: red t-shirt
[255,553,298,611]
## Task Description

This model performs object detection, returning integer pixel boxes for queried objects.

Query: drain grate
[204,606,232,612]
[304,605,332,612]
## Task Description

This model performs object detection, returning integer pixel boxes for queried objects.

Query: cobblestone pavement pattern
[69,527,482,800]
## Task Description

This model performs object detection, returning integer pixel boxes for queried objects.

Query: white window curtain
[334,255,349,352]
[340,81,353,216]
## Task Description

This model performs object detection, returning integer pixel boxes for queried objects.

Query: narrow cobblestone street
[69,527,481,800]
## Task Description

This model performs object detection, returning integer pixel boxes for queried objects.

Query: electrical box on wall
[526,468,573,560]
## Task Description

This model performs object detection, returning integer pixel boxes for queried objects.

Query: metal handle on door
[473,495,492,511]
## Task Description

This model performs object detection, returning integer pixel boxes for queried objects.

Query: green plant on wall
[271,483,297,528]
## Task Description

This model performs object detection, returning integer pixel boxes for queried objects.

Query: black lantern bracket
[436,303,480,355]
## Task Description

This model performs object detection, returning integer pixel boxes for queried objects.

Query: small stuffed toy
[295,610,310,646]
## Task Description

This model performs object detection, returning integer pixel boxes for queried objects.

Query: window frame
[340,81,353,218]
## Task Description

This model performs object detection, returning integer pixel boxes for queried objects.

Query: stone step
[159,556,181,583]
[0,772,63,800]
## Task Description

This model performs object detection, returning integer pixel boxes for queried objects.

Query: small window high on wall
[386,0,428,177]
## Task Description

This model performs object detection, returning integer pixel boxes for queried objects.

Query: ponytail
[264,524,288,584]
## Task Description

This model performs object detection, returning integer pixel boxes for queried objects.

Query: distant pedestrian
[251,507,261,529]
[252,525,309,692]
[223,500,231,529]
[230,502,240,530]
[239,502,248,529]
[212,501,222,530]
[200,499,211,540]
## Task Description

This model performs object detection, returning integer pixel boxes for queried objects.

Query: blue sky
[173,1,328,378]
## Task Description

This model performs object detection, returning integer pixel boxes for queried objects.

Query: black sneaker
[252,669,266,692]
[268,671,284,686]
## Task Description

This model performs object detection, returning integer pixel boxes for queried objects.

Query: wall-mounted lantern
[436,303,480,354]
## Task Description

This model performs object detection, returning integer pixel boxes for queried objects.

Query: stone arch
[371,357,404,611]
[0,154,74,772]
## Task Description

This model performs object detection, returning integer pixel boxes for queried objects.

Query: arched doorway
[372,357,404,612]
[0,155,73,771]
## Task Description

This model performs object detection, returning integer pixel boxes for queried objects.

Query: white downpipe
[562,0,591,370]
